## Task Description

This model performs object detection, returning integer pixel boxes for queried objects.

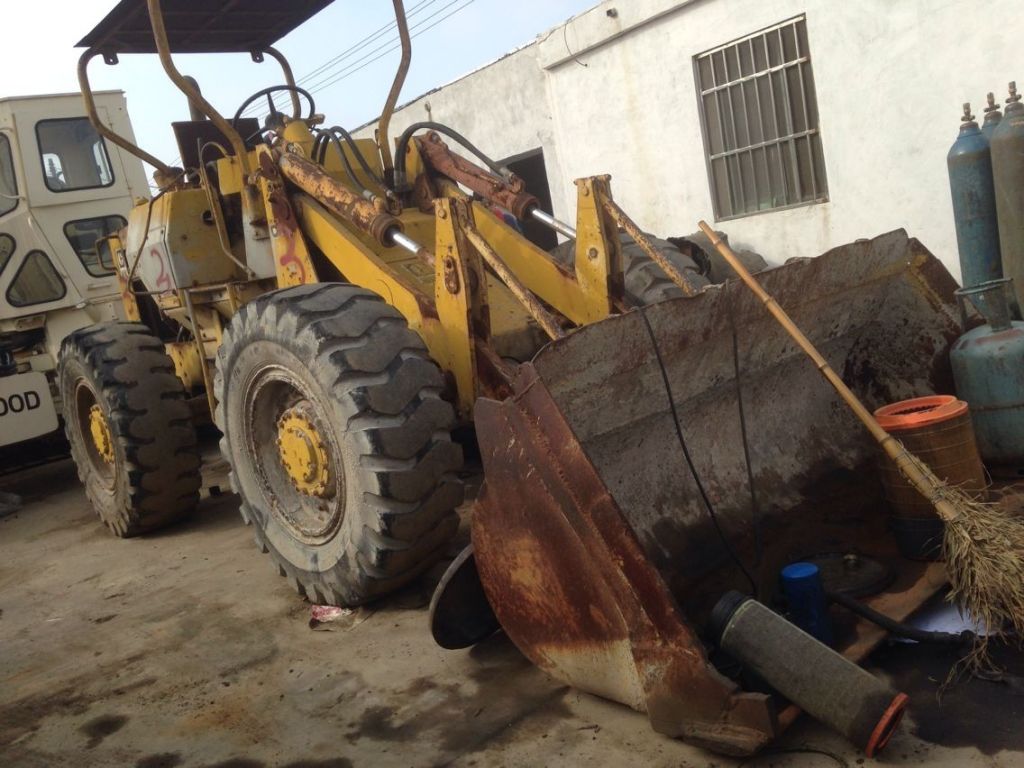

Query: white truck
[0,91,148,453]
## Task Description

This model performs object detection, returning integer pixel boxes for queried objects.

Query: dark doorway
[503,148,558,252]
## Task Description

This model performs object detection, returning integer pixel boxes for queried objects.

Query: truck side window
[0,134,16,216]
[6,250,66,306]
[64,215,126,276]
[35,118,115,193]
[0,234,14,275]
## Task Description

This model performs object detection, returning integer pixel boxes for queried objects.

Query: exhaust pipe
[709,592,908,757]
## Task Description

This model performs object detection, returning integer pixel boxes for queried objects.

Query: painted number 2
[151,248,172,291]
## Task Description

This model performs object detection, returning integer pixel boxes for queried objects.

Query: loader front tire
[214,284,463,606]
[59,322,201,537]
[549,232,709,305]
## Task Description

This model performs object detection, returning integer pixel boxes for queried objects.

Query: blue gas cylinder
[951,278,1024,472]
[947,103,1002,288]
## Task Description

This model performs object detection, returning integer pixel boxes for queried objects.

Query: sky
[1,0,597,178]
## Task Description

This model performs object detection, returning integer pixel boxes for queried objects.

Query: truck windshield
[0,134,16,216]
[35,118,114,192]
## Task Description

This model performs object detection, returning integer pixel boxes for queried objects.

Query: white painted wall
[368,0,1020,280]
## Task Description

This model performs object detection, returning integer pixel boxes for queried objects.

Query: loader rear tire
[58,322,201,537]
[549,232,709,305]
[214,283,464,606]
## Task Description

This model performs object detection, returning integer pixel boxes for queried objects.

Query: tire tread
[60,322,200,537]
[213,284,463,606]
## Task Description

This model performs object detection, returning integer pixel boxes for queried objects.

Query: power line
[246,0,469,119]
[243,0,441,117]
[167,1,439,168]
[166,0,475,168]
[303,0,471,97]
[296,0,439,86]
[267,0,474,117]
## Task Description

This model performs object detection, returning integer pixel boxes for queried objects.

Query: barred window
[695,17,828,220]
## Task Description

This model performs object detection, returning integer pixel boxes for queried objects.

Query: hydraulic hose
[394,121,507,189]
[314,129,377,200]
[827,590,974,646]
[317,125,387,189]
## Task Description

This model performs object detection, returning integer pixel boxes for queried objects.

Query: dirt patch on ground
[869,639,1024,755]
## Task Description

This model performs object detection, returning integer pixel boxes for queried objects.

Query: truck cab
[0,90,148,449]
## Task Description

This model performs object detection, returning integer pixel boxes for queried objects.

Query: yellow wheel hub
[88,404,115,465]
[277,405,332,497]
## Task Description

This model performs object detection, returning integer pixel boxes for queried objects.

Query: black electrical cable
[637,306,758,595]
[827,589,974,646]
[727,282,764,574]
[394,121,506,188]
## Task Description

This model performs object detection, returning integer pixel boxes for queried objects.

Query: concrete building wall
[368,0,1019,279]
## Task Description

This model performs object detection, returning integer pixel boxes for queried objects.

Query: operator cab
[0,90,148,451]
[0,92,147,323]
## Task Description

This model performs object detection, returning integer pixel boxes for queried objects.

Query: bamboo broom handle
[697,222,961,523]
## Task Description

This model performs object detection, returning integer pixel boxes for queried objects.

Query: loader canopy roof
[77,0,334,53]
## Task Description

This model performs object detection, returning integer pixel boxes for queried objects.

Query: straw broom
[697,221,1024,661]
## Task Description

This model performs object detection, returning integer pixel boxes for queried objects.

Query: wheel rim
[73,379,116,485]
[276,403,333,498]
[242,364,346,545]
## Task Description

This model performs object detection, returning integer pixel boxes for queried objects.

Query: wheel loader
[68,0,975,758]
[0,91,146,464]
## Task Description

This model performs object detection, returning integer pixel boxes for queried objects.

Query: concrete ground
[1,458,1021,768]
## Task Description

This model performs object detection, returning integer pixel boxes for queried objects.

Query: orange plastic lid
[874,395,967,431]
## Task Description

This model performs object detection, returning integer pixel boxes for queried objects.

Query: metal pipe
[182,287,217,416]
[529,208,577,239]
[181,76,207,122]
[146,0,251,176]
[77,48,173,179]
[379,0,412,183]
[603,198,701,297]
[389,230,436,268]
[465,227,565,340]
[390,230,421,254]
[196,141,255,278]
[260,47,301,117]
[776,30,803,201]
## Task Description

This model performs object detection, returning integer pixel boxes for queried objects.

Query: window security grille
[695,17,828,219]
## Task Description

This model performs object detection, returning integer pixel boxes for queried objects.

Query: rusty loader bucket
[468,230,961,755]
